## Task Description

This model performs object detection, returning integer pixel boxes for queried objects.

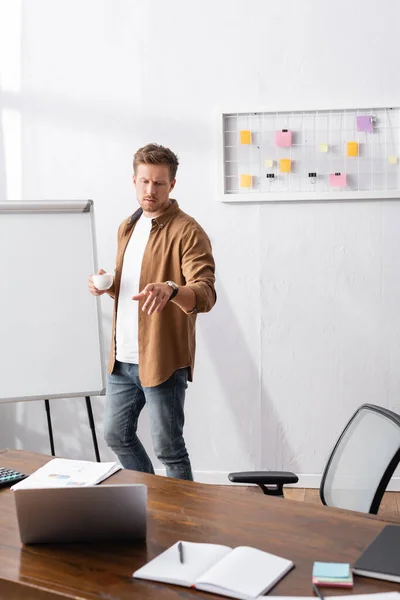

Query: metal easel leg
[85,396,100,462]
[44,399,55,456]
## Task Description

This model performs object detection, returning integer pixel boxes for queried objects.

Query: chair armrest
[228,471,299,496]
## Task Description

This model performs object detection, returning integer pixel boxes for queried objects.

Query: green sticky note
[313,562,350,578]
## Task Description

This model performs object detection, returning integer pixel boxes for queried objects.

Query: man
[88,143,216,480]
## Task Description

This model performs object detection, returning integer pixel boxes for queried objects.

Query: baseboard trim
[154,470,400,492]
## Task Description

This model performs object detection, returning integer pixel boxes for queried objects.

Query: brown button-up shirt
[108,200,216,387]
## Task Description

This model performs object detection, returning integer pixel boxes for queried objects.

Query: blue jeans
[104,361,193,480]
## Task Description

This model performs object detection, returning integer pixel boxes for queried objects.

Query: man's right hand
[88,269,109,296]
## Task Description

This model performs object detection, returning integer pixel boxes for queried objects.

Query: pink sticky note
[276,130,292,147]
[356,116,374,133]
[329,173,347,187]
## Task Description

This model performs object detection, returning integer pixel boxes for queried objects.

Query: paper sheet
[276,130,292,147]
[240,130,251,144]
[357,115,374,133]
[347,141,359,157]
[280,159,291,173]
[329,173,347,187]
[240,174,251,187]
[11,458,121,489]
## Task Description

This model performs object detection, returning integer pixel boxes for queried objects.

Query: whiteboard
[220,106,400,202]
[0,201,106,402]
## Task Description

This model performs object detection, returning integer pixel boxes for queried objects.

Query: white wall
[0,0,399,487]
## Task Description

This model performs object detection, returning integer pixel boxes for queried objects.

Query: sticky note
[240,130,251,145]
[276,130,292,147]
[320,143,328,153]
[347,142,359,157]
[329,173,346,187]
[389,155,398,164]
[280,159,291,173]
[240,174,251,188]
[313,562,350,578]
[356,115,374,133]
[265,159,274,168]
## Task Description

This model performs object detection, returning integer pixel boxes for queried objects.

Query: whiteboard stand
[44,399,55,456]
[0,201,106,462]
[43,396,100,461]
[85,396,101,462]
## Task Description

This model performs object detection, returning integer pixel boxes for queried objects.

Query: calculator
[0,466,28,488]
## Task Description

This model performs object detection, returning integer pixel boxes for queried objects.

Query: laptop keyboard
[0,466,28,488]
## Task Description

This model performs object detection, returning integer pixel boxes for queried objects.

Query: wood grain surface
[0,449,399,599]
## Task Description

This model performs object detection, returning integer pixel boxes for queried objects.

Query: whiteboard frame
[0,200,107,403]
[218,105,400,203]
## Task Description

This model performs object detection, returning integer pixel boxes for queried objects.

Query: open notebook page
[133,541,231,587]
[196,546,294,599]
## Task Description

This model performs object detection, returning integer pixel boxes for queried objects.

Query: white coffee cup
[92,273,113,291]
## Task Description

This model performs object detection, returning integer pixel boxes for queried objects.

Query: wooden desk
[0,450,398,599]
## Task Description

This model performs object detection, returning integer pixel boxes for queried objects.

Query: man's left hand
[132,283,174,315]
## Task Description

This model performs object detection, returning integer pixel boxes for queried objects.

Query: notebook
[352,525,400,583]
[133,541,294,600]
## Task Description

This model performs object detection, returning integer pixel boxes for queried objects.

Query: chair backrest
[320,404,400,514]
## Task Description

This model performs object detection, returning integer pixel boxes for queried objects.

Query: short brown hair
[133,143,179,181]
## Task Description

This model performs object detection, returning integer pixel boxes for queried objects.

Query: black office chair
[228,404,400,514]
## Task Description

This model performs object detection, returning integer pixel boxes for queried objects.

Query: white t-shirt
[116,214,153,364]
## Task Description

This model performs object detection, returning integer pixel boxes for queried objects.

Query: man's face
[133,163,176,216]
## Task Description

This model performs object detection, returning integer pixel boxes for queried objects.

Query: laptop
[13,484,147,544]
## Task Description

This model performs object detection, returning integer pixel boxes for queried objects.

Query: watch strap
[165,281,179,300]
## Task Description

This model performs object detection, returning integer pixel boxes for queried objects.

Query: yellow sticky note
[389,155,398,165]
[265,159,274,168]
[240,130,251,145]
[320,143,328,153]
[240,174,251,188]
[347,142,359,157]
[280,159,291,173]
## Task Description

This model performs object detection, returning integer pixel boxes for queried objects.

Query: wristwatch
[165,280,179,300]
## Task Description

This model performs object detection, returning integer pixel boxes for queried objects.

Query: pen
[313,584,325,600]
[178,541,184,564]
